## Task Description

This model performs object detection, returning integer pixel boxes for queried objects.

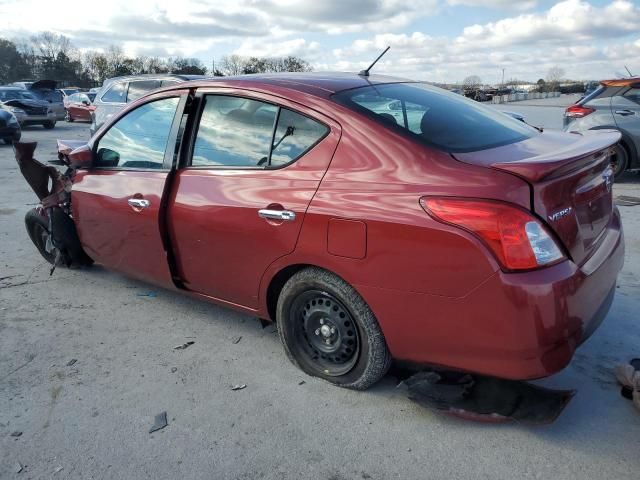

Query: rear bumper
[360,208,625,380]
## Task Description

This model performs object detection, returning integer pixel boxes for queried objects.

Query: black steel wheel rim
[289,290,360,377]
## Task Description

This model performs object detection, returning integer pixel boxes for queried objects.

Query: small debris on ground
[137,291,158,298]
[54,466,64,474]
[231,384,247,391]
[298,380,306,385]
[232,336,242,344]
[66,359,77,366]
[10,431,22,437]
[149,411,168,433]
[14,462,23,473]
[171,367,178,373]
[173,341,195,350]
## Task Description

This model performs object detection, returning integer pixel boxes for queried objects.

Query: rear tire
[42,121,56,129]
[277,267,391,390]
[612,143,629,180]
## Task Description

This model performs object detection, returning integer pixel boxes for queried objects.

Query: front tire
[277,267,391,390]
[25,209,57,265]
[65,110,74,122]
[42,121,56,129]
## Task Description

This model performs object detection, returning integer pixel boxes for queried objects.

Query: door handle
[128,198,150,209]
[258,209,296,221]
[615,109,635,116]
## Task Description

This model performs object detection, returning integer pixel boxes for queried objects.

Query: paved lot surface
[488,94,582,130]
[1,114,640,480]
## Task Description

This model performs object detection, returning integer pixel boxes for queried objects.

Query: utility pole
[501,68,505,88]
[212,58,215,76]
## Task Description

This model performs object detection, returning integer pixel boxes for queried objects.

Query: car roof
[167,72,412,99]
[601,77,640,88]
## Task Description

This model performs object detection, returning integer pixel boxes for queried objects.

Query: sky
[1,0,639,83]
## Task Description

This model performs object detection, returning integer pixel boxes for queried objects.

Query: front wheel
[42,121,56,129]
[65,110,73,122]
[277,267,391,390]
[25,209,57,264]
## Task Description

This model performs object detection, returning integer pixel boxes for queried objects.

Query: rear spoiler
[491,130,621,182]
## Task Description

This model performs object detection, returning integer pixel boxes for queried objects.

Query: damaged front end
[14,141,92,272]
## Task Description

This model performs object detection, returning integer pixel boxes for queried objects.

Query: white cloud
[446,0,537,10]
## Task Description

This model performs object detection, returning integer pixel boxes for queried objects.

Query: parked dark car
[564,77,640,178]
[19,73,623,390]
[0,87,57,128]
[11,80,65,120]
[64,92,96,122]
[0,109,21,144]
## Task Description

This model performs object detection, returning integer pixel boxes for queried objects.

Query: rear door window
[192,95,277,167]
[127,80,161,102]
[270,109,328,166]
[101,82,127,103]
[334,83,538,153]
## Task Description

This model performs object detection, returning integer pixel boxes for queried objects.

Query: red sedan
[25,73,624,389]
[64,92,96,122]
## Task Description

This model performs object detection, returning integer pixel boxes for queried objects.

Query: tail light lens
[420,197,566,271]
[565,104,594,118]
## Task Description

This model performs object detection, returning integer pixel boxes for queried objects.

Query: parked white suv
[89,74,204,135]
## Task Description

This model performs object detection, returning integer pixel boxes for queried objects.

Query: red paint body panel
[72,170,174,287]
[67,73,625,382]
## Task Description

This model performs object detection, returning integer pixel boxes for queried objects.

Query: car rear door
[167,89,341,308]
[72,90,188,287]
[611,86,640,155]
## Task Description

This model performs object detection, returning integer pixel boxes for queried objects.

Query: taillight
[565,104,594,118]
[420,197,566,271]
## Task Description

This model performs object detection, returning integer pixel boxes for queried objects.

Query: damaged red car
[16,73,624,390]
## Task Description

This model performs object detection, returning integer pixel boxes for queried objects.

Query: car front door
[72,91,187,287]
[168,90,341,308]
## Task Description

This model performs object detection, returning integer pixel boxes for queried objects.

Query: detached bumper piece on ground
[615,358,640,412]
[403,371,575,424]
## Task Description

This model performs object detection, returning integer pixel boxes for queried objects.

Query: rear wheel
[277,267,391,390]
[611,143,629,180]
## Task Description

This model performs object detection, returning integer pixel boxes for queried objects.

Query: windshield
[0,90,22,101]
[333,83,538,153]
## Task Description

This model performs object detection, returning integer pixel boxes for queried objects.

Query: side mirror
[67,144,93,169]
[82,100,90,106]
[96,147,120,167]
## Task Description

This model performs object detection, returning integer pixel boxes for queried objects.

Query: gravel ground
[1,112,640,480]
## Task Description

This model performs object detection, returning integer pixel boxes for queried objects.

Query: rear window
[333,83,537,153]
[127,80,161,102]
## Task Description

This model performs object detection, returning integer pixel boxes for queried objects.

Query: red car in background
[19,73,624,390]
[64,92,96,122]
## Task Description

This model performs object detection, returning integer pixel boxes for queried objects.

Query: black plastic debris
[231,384,247,391]
[10,431,22,437]
[173,341,194,350]
[403,371,575,424]
[66,359,77,367]
[149,412,168,433]
[232,336,242,344]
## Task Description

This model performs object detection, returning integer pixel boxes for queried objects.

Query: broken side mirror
[68,144,93,169]
[96,147,120,168]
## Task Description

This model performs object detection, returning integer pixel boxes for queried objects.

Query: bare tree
[463,75,482,89]
[545,66,565,91]
[30,32,72,61]
[220,55,246,76]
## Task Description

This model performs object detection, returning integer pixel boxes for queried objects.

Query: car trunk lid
[453,130,621,266]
